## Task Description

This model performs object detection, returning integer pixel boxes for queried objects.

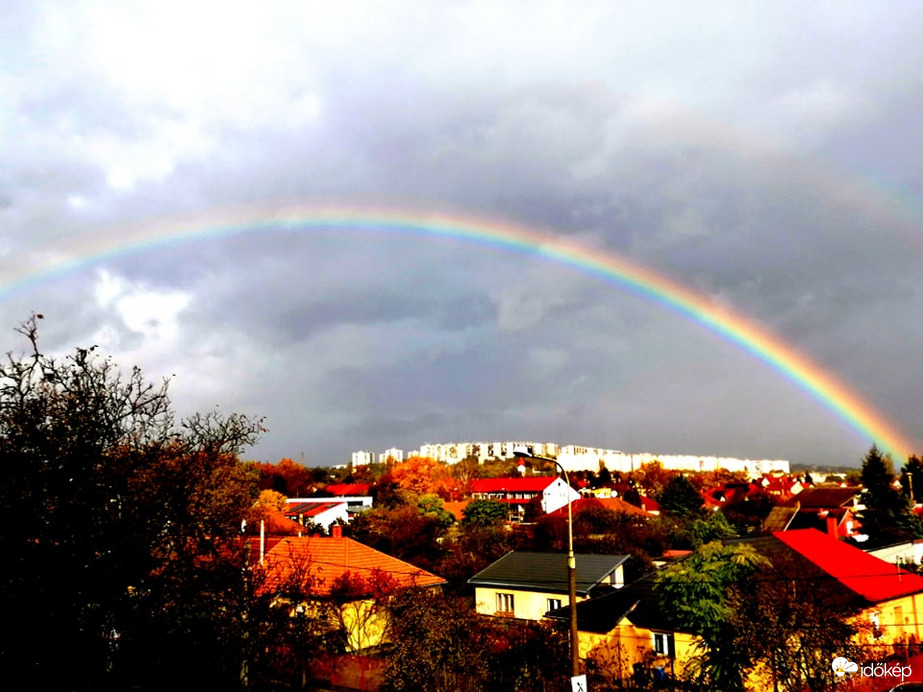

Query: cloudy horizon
[3,1,922,468]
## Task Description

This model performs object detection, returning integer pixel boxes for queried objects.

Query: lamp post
[513,445,580,678]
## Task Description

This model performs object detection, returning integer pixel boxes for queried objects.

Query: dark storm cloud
[3,2,923,465]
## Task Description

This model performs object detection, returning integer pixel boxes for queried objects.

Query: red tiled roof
[470,477,556,493]
[259,535,446,596]
[326,483,371,496]
[783,486,858,509]
[774,529,923,603]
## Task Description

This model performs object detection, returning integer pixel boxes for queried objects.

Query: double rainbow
[12,203,916,461]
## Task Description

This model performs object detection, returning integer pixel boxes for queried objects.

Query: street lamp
[513,445,580,678]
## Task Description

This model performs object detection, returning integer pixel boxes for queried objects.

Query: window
[496,592,515,615]
[547,598,562,612]
[653,632,674,657]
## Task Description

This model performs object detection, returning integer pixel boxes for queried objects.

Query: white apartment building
[379,448,404,463]
[555,446,790,475]
[408,441,560,465]
[354,441,789,476]
[351,450,374,467]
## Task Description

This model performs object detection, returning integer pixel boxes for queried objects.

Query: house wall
[579,626,699,684]
[576,592,923,688]
[311,504,350,532]
[859,592,923,646]
[473,586,587,621]
[339,597,389,652]
[541,478,581,514]
[867,541,923,570]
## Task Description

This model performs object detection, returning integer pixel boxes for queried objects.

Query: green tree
[857,445,922,546]
[673,509,737,549]
[658,474,705,519]
[418,493,456,528]
[461,498,509,526]
[0,316,263,690]
[655,541,768,691]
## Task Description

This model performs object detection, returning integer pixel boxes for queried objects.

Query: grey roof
[468,551,629,597]
[547,573,678,634]
[762,505,798,532]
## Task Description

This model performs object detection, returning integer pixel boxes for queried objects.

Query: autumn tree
[251,457,313,496]
[737,554,860,691]
[349,504,448,571]
[391,455,451,497]
[0,316,263,690]
[633,460,676,498]
[383,589,567,692]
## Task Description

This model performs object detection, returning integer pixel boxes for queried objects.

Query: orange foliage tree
[390,456,451,497]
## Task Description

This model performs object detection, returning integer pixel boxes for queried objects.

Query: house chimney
[331,524,343,538]
[827,515,838,539]
[260,519,265,564]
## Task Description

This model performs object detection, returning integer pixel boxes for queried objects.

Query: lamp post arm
[513,448,580,678]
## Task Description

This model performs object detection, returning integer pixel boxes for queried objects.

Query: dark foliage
[858,445,923,547]
[0,317,263,690]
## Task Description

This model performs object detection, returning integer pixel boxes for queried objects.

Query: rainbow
[11,202,916,461]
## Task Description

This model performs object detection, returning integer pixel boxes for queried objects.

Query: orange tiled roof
[547,497,648,518]
[442,500,470,522]
[249,508,304,535]
[258,535,446,596]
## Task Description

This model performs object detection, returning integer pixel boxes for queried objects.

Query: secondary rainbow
[10,202,916,460]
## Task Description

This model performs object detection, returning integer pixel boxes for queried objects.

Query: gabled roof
[259,535,446,596]
[286,501,347,518]
[547,497,648,518]
[774,529,923,603]
[787,507,854,533]
[326,483,371,496]
[468,551,629,597]
[762,505,799,532]
[470,477,558,493]
[550,529,923,641]
[783,486,858,509]
[546,573,678,634]
[248,508,304,535]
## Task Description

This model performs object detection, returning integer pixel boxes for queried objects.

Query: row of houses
[467,531,923,688]
[254,466,923,688]
[253,501,923,688]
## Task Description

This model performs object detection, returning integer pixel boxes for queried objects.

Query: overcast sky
[2,1,922,468]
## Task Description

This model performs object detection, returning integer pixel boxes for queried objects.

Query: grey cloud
[3,3,923,466]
